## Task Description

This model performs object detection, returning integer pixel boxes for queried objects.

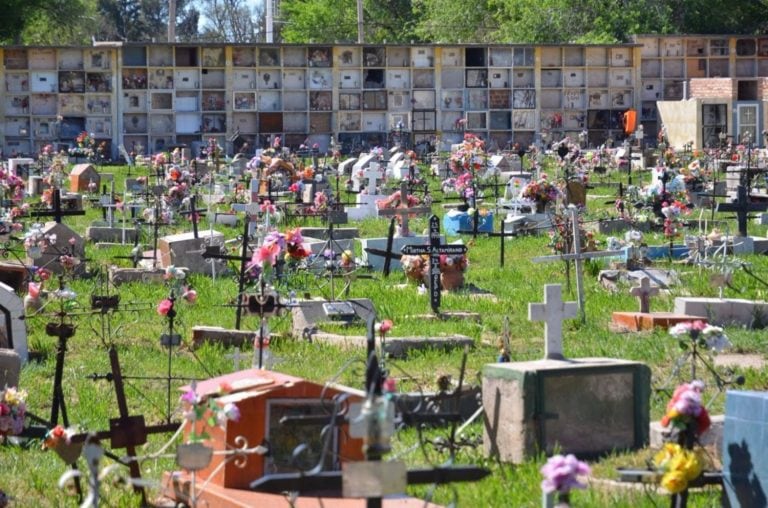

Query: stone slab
[309,332,474,359]
[207,211,239,226]
[756,212,768,226]
[109,267,166,285]
[158,230,225,275]
[674,297,768,327]
[162,471,436,508]
[723,390,768,508]
[291,298,376,338]
[303,236,355,256]
[611,312,708,332]
[483,358,650,463]
[650,414,724,460]
[0,262,28,292]
[715,354,766,370]
[0,349,21,388]
[85,226,138,244]
[191,326,257,349]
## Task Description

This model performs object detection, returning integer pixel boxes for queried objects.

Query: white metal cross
[528,284,578,360]
[532,206,624,322]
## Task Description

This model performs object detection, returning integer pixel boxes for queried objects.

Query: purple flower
[540,454,591,494]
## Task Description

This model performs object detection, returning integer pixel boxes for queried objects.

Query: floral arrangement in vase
[448,133,485,173]
[42,425,83,463]
[652,380,710,496]
[669,320,732,353]
[521,174,560,211]
[540,454,591,506]
[0,386,27,438]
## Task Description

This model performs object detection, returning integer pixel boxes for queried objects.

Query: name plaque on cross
[401,215,467,314]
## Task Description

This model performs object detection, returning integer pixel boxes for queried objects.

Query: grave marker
[28,188,86,224]
[402,215,467,314]
[532,207,624,322]
[629,276,659,314]
[717,185,768,237]
[528,284,577,360]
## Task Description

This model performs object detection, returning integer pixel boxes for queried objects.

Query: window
[701,104,727,148]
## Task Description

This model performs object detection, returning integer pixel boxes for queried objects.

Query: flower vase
[53,440,84,464]
[176,442,213,471]
[542,491,570,508]
[535,201,546,214]
[440,269,464,290]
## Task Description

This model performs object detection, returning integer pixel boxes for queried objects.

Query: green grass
[3,162,767,506]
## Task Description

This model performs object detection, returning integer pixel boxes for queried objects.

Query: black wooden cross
[201,217,253,329]
[112,223,154,268]
[363,218,398,277]
[29,188,86,224]
[485,224,518,268]
[717,185,768,237]
[177,194,207,239]
[402,215,467,315]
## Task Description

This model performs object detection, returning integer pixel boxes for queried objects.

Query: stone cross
[354,162,385,193]
[377,181,431,237]
[532,206,624,323]
[717,185,768,237]
[402,215,467,314]
[99,182,117,227]
[528,284,578,360]
[629,276,659,314]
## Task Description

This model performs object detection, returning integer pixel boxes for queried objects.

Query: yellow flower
[661,470,688,493]
[2,387,27,406]
[669,449,703,481]
[654,443,681,469]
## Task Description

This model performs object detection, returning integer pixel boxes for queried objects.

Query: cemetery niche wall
[7,36,768,157]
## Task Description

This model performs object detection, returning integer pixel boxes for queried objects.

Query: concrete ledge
[308,332,474,359]
[674,297,768,327]
[109,267,166,285]
[191,326,256,349]
[612,312,707,332]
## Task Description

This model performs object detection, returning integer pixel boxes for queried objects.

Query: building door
[702,104,727,148]
[736,103,759,146]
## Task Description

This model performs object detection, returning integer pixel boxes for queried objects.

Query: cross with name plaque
[401,215,467,314]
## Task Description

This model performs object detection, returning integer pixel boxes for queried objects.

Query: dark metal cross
[486,225,518,268]
[178,194,207,239]
[717,185,768,237]
[363,218,399,277]
[29,188,86,224]
[402,215,467,315]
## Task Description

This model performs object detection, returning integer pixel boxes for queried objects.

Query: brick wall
[689,78,736,99]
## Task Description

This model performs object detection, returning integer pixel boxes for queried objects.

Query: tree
[198,0,263,43]
[279,0,418,43]
[95,0,199,42]
[1,0,97,45]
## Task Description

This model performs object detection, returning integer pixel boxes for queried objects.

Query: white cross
[528,284,578,360]
[629,276,659,314]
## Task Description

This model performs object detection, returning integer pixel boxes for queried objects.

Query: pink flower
[182,288,197,304]
[254,242,281,266]
[28,282,40,298]
[375,319,393,337]
[383,377,397,393]
[157,298,173,316]
[540,454,591,494]
[179,389,199,405]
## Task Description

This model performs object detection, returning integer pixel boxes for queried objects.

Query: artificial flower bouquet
[521,175,560,205]
[0,386,27,438]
